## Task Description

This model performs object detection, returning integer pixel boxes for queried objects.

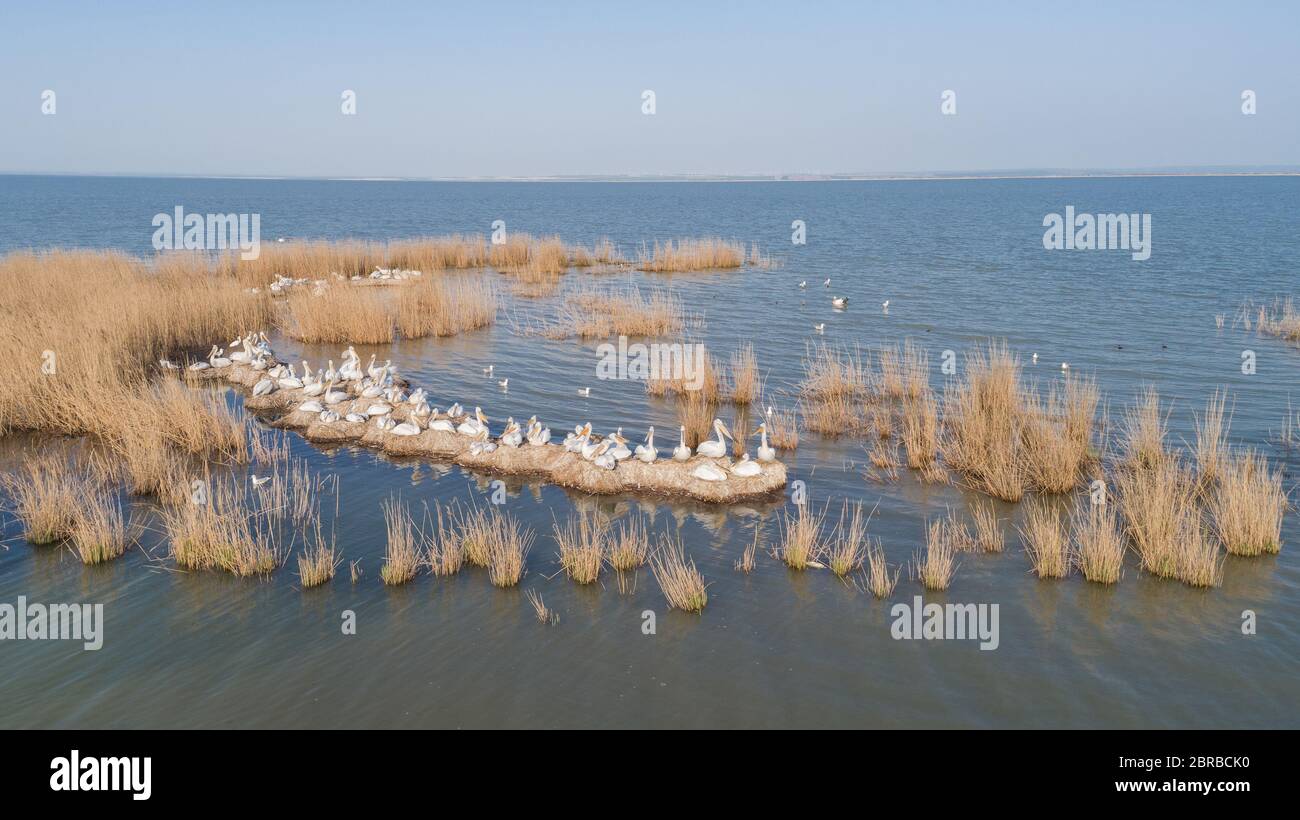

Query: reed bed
[608,516,651,571]
[545,286,687,340]
[1257,297,1300,343]
[396,277,497,338]
[827,502,873,577]
[777,503,826,570]
[554,512,607,584]
[68,492,132,565]
[1070,500,1125,583]
[1209,450,1286,556]
[484,511,534,588]
[425,502,467,576]
[970,500,1004,553]
[1116,459,1198,580]
[1019,499,1069,578]
[877,341,929,400]
[380,499,421,586]
[650,536,708,612]
[160,472,287,576]
[296,520,339,588]
[941,341,1027,501]
[0,457,85,544]
[765,405,799,450]
[728,343,759,405]
[864,541,900,597]
[637,237,746,272]
[799,391,860,436]
[284,284,394,344]
[1193,390,1230,485]
[915,516,961,590]
[902,392,940,468]
[800,342,870,400]
[1122,386,1170,469]
[676,391,717,447]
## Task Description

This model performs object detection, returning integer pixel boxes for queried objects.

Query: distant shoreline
[2,170,1298,184]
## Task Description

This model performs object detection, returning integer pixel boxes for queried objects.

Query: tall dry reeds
[396,277,497,339]
[915,515,962,590]
[554,512,607,584]
[1019,499,1069,578]
[0,457,85,544]
[1209,449,1285,556]
[942,341,1026,501]
[380,499,420,586]
[777,503,826,570]
[284,285,394,344]
[650,535,708,612]
[1070,500,1125,583]
[637,238,745,272]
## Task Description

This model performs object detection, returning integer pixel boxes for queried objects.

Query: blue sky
[1,0,1296,177]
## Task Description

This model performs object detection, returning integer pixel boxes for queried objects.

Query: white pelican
[446,403,464,419]
[564,423,592,453]
[458,407,488,437]
[609,428,632,460]
[469,427,497,456]
[408,388,427,406]
[159,358,180,371]
[360,380,384,399]
[319,409,341,423]
[755,421,776,462]
[250,474,271,488]
[366,403,392,416]
[301,361,315,383]
[298,399,325,413]
[278,366,304,389]
[391,418,422,436]
[581,431,604,461]
[634,427,657,463]
[375,416,396,431]
[831,296,848,309]
[323,360,337,383]
[695,419,732,458]
[250,354,269,372]
[210,347,232,368]
[345,412,369,423]
[429,409,456,433]
[252,378,276,397]
[692,462,727,482]
[672,426,691,461]
[229,337,252,362]
[500,418,523,447]
[187,358,210,371]
[323,379,348,405]
[526,416,551,446]
[591,439,616,470]
[302,378,325,397]
[411,402,431,419]
[730,454,762,477]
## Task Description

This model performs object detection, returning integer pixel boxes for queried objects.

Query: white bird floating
[831,296,849,309]
[1032,353,1039,364]
[498,378,509,389]
[696,419,732,458]
[823,278,831,288]
[813,323,825,333]
[799,281,807,289]
[1061,362,1070,371]
[483,365,494,376]
[882,300,890,313]
[578,387,591,397]
[250,475,271,488]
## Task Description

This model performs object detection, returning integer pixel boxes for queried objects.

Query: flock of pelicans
[165,333,780,483]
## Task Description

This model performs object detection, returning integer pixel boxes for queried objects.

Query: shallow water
[1,175,1298,728]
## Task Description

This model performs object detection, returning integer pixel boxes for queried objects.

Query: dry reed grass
[766,405,799,450]
[1193,389,1230,485]
[728,343,759,405]
[777,503,826,570]
[1070,500,1125,583]
[296,520,339,588]
[902,392,939,468]
[160,472,287,576]
[396,277,497,338]
[484,511,534,588]
[68,491,132,564]
[1019,499,1069,578]
[525,589,558,625]
[1116,459,1197,580]
[1122,386,1170,469]
[554,512,607,584]
[941,341,1027,502]
[915,516,961,590]
[547,286,687,339]
[425,502,467,576]
[0,457,84,544]
[970,500,1004,553]
[637,238,745,272]
[284,284,394,344]
[734,530,759,573]
[1209,449,1285,556]
[380,498,421,585]
[864,541,900,597]
[650,535,708,612]
[609,516,651,571]
[827,501,873,577]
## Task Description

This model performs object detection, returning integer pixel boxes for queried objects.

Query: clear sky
[1,0,1296,178]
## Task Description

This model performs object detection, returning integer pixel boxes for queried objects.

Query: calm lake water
[1,174,1297,728]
